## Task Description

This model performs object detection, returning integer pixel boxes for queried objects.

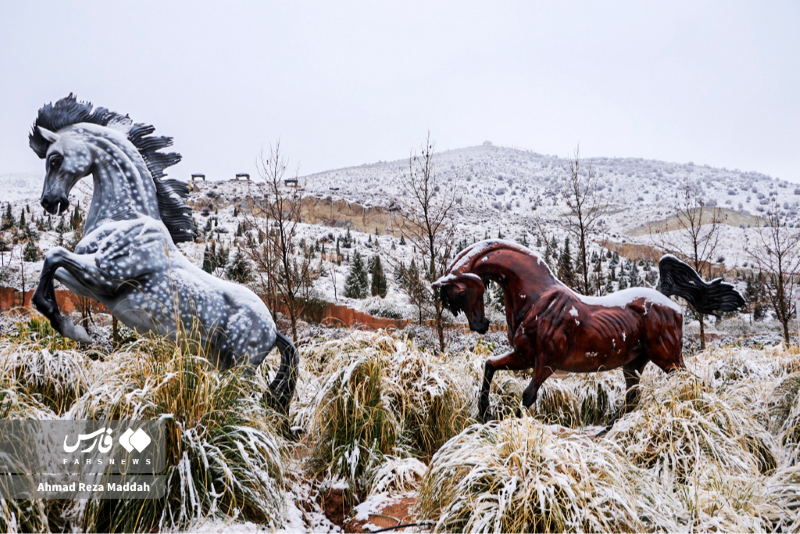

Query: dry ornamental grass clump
[606,370,778,477]
[0,343,90,415]
[303,333,473,502]
[418,418,666,533]
[68,336,288,532]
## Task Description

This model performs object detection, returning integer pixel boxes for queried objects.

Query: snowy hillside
[300,144,798,248]
[1,145,796,322]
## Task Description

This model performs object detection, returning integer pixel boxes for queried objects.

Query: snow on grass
[2,321,800,532]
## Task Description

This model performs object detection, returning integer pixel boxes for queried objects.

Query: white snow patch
[574,287,681,313]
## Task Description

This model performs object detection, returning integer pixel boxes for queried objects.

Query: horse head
[432,273,490,334]
[35,126,93,215]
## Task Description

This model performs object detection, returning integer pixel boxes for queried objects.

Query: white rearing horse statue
[29,94,298,415]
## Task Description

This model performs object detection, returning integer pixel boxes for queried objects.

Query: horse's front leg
[480,350,532,423]
[519,359,554,417]
[33,247,116,344]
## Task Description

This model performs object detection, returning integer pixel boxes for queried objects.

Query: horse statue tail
[657,254,745,315]
[265,332,300,417]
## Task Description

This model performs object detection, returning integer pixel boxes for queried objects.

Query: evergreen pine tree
[604,277,615,295]
[618,274,628,290]
[202,243,215,273]
[370,255,388,298]
[629,262,640,287]
[226,248,252,283]
[2,204,14,230]
[217,244,230,271]
[491,280,505,313]
[394,261,407,284]
[399,235,406,246]
[18,209,25,229]
[558,238,577,289]
[70,206,82,230]
[23,240,40,262]
[344,250,369,299]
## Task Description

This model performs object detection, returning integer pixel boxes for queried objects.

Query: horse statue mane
[28,93,195,243]
[449,239,551,274]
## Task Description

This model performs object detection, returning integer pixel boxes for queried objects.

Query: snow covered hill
[1,145,796,321]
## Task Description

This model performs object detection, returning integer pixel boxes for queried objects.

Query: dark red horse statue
[433,240,744,428]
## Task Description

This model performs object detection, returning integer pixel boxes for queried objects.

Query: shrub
[418,419,659,533]
[69,336,287,532]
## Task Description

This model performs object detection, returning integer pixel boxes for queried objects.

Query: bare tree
[530,146,607,296]
[746,195,800,344]
[400,133,458,352]
[245,142,317,343]
[559,146,608,295]
[650,179,725,349]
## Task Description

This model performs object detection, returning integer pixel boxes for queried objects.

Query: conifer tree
[488,280,505,313]
[226,248,253,283]
[70,206,82,230]
[558,237,577,290]
[344,250,369,299]
[23,240,40,262]
[629,261,641,287]
[2,204,14,230]
[604,277,615,295]
[370,255,388,298]
[202,243,215,273]
[400,235,406,246]
[618,274,628,290]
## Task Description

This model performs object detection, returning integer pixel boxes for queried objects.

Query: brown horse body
[434,240,716,425]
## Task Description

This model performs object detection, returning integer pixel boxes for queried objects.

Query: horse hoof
[55,316,93,344]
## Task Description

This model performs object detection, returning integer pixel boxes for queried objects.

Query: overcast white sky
[1,1,798,182]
